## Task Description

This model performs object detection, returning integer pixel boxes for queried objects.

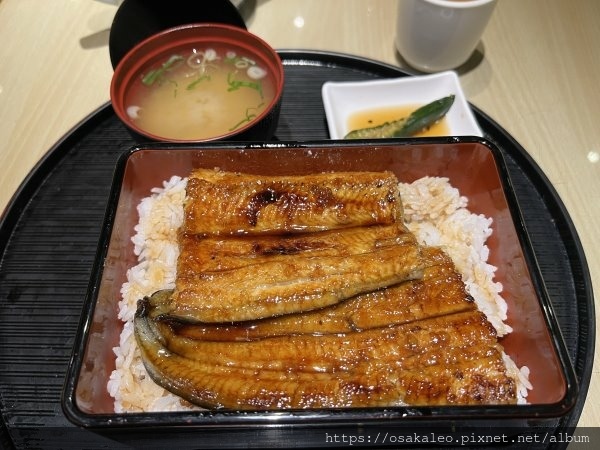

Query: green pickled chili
[344,95,455,139]
[396,94,455,137]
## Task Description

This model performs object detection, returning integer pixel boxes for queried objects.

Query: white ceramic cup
[395,0,497,73]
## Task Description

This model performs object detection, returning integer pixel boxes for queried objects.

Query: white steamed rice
[107,175,532,412]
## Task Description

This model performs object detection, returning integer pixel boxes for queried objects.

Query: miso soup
[125,45,276,140]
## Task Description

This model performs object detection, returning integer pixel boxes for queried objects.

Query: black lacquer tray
[0,51,594,449]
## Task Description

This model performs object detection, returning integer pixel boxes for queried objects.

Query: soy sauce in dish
[348,105,450,137]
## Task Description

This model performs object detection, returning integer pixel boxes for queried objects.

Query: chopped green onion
[230,103,265,131]
[168,80,178,97]
[227,72,264,99]
[141,54,184,86]
[187,74,211,90]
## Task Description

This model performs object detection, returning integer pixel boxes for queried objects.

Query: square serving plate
[63,138,577,428]
[322,71,483,139]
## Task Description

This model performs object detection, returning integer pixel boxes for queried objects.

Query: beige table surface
[0,0,597,439]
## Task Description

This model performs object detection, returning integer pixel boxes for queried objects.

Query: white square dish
[322,71,483,139]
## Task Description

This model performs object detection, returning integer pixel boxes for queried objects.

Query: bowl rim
[110,22,285,143]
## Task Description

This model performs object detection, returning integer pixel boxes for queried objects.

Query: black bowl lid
[108,0,247,68]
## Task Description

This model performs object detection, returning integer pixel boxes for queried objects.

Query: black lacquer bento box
[62,137,578,430]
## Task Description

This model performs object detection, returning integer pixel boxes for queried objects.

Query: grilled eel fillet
[135,247,517,408]
[164,169,421,323]
[182,168,403,236]
[133,168,517,408]
[157,246,476,341]
[168,223,424,323]
[135,302,517,408]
